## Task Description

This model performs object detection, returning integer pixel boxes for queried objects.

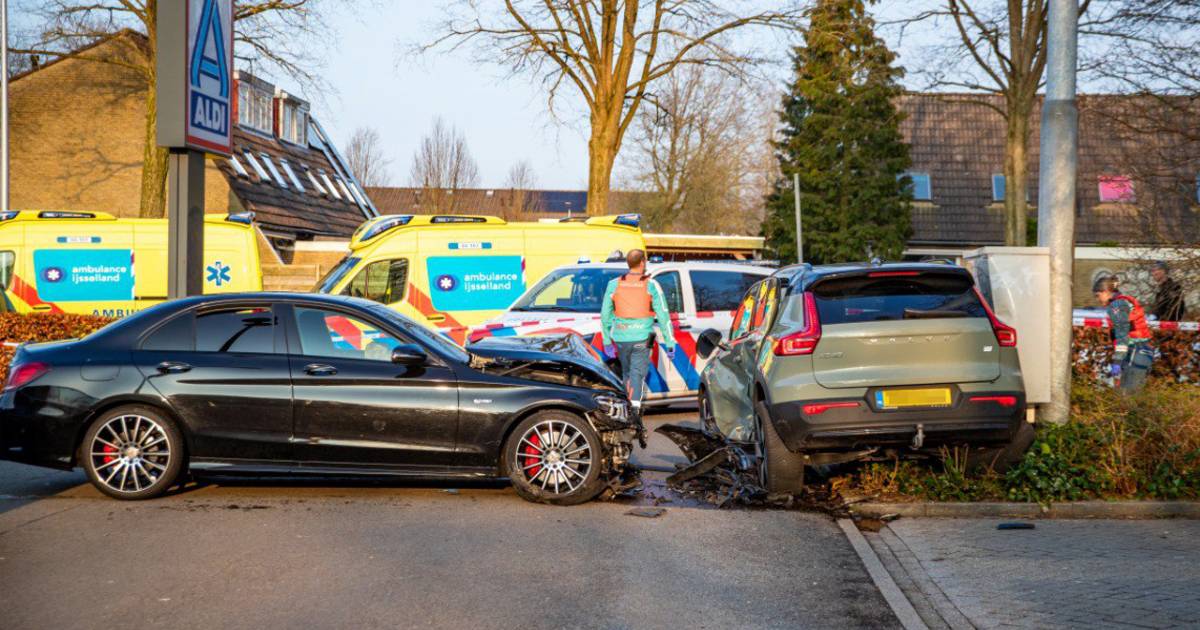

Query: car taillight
[974,288,1017,347]
[969,395,1018,407]
[802,401,859,415]
[5,361,49,390]
[774,292,821,356]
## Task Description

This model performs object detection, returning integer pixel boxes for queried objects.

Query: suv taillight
[4,361,49,391]
[974,288,1017,348]
[774,292,821,356]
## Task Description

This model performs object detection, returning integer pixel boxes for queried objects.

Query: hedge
[0,313,112,380]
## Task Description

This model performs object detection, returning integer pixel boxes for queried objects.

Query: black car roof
[774,261,971,290]
[158,292,372,310]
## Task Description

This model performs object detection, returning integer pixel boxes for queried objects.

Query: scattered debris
[625,507,667,518]
[655,424,767,507]
[997,522,1036,530]
[856,518,885,533]
[442,488,460,495]
[601,465,643,500]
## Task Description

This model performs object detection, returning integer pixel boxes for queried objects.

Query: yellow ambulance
[314,214,646,337]
[0,210,261,317]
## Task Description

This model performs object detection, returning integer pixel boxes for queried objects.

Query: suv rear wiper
[903,308,968,319]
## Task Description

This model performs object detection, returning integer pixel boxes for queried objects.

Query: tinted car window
[196,307,276,353]
[511,267,624,313]
[654,271,683,313]
[294,307,404,362]
[730,286,759,339]
[692,271,764,312]
[342,259,408,305]
[141,313,196,351]
[811,273,986,324]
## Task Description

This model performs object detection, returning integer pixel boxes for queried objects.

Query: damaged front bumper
[655,424,765,506]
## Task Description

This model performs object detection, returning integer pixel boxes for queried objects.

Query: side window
[692,270,765,312]
[342,259,408,304]
[729,287,759,340]
[0,251,14,289]
[653,271,683,314]
[294,307,405,362]
[196,307,276,354]
[141,313,196,351]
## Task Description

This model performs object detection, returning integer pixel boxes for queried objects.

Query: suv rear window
[810,273,986,324]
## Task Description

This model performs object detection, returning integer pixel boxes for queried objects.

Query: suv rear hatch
[808,269,1002,389]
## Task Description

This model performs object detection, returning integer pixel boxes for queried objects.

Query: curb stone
[837,519,929,630]
[849,500,1200,519]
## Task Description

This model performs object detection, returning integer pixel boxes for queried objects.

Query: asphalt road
[0,410,899,629]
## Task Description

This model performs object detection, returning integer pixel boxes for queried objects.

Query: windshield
[315,256,360,293]
[510,267,624,313]
[365,303,471,364]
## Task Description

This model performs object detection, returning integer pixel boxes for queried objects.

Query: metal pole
[1036,0,1079,424]
[1,0,9,213]
[167,149,205,298]
[793,172,803,263]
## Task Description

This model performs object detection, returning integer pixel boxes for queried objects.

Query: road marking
[838,518,929,630]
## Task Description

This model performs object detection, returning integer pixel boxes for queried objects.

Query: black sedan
[0,294,638,505]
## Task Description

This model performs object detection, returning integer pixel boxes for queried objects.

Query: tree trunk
[587,102,624,216]
[1003,107,1031,246]
[139,85,170,218]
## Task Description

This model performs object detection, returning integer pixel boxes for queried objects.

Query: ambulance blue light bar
[615,214,641,227]
[226,211,255,224]
[359,215,413,241]
[0,211,18,222]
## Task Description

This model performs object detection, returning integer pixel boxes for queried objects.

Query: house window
[336,177,355,202]
[992,174,1005,202]
[278,100,309,145]
[237,82,273,133]
[260,153,289,189]
[903,172,932,201]
[280,160,306,192]
[306,167,327,195]
[242,151,269,180]
[321,171,342,200]
[228,155,249,178]
[349,182,370,207]
[1098,175,1135,203]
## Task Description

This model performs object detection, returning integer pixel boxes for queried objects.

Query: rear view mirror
[391,344,428,366]
[696,329,724,360]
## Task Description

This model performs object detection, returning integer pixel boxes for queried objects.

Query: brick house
[899,93,1200,252]
[10,31,376,265]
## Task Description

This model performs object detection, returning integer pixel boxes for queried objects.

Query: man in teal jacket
[601,249,677,428]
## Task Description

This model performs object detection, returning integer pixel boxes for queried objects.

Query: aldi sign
[157,0,234,156]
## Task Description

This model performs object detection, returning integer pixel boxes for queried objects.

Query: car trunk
[813,318,1001,388]
[806,269,1001,389]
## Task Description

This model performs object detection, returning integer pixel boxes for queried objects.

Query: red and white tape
[1073,318,1200,332]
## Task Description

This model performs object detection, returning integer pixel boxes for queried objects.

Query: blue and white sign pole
[156,0,233,298]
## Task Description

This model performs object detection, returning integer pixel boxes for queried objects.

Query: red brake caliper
[522,432,542,478]
[101,444,117,465]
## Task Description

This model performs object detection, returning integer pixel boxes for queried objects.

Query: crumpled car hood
[467,333,623,393]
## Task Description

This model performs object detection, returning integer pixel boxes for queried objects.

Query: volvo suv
[696,262,1030,493]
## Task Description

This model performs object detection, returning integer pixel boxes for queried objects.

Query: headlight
[594,394,630,421]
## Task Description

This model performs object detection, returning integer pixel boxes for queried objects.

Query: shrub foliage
[0,313,112,380]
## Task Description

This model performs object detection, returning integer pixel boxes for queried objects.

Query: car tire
[81,405,185,500]
[504,410,607,506]
[755,401,805,495]
[967,420,1035,473]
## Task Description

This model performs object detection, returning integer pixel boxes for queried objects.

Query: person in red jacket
[1093,276,1155,392]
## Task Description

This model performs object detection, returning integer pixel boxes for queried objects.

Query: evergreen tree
[763,0,911,264]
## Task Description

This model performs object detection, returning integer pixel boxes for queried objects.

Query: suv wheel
[82,405,184,500]
[754,401,805,495]
[504,411,607,506]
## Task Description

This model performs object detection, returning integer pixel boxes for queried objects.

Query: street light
[1,0,8,213]
[791,172,803,263]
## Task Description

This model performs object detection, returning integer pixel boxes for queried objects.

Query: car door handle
[156,361,192,374]
[304,363,338,376]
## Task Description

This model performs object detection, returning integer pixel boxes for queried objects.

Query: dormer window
[276,89,309,145]
[236,72,273,134]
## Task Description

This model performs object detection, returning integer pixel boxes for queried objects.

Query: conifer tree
[764,0,911,264]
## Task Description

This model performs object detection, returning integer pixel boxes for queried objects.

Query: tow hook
[912,423,925,449]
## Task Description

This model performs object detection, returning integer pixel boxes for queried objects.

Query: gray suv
[696,262,1030,493]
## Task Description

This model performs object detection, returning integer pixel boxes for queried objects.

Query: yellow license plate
[878,388,952,409]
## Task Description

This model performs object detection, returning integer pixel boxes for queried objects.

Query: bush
[1073,326,1200,384]
[833,381,1200,505]
[0,313,112,380]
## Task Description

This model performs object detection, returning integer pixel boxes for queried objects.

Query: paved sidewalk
[866,518,1200,629]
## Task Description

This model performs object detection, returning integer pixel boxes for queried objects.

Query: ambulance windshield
[315,256,360,294]
[511,267,624,313]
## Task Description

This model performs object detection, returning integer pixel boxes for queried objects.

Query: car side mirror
[391,344,428,366]
[696,328,724,360]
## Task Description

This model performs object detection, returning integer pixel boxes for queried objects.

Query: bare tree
[892,0,1092,245]
[424,1,802,216]
[343,127,393,187]
[16,0,339,218]
[409,117,481,214]
[500,160,542,219]
[622,65,772,234]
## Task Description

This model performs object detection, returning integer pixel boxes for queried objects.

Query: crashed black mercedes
[0,293,638,505]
